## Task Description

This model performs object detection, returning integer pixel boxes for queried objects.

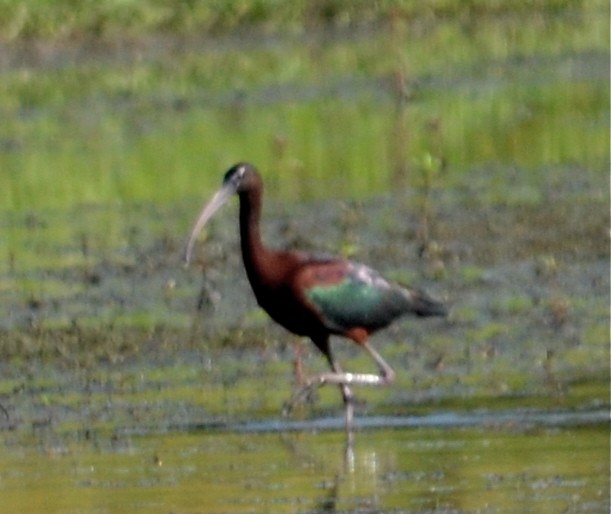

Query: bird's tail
[404,288,448,317]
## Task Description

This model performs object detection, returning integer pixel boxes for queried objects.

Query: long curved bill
[184,183,235,265]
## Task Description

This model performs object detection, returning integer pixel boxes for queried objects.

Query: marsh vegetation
[0,1,609,512]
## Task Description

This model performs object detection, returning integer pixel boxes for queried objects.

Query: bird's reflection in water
[278,428,385,514]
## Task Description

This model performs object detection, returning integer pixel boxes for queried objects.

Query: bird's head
[184,162,260,265]
[222,162,260,194]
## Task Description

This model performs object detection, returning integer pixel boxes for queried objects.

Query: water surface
[2,414,608,513]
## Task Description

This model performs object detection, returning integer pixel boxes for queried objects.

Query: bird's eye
[232,165,247,183]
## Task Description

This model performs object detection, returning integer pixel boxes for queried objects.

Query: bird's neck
[239,188,272,282]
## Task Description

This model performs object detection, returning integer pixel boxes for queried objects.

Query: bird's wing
[296,260,411,333]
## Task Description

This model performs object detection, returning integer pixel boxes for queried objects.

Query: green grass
[0,1,607,215]
[1,76,607,212]
[0,0,600,40]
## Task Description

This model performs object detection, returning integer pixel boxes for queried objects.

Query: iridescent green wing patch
[305,263,410,331]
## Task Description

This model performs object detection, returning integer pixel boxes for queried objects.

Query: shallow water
[0,339,608,513]
[2,414,607,514]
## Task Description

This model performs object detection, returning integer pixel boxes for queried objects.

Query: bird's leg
[283,340,396,428]
[327,356,355,434]
[363,341,397,384]
[308,342,396,388]
[292,339,307,387]
[283,348,356,433]
[284,342,350,414]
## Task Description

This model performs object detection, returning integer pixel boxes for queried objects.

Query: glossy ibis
[184,163,447,433]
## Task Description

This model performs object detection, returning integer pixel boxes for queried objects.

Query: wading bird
[184,163,447,433]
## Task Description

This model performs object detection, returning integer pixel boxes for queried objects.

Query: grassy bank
[0,0,597,41]
[0,2,608,214]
